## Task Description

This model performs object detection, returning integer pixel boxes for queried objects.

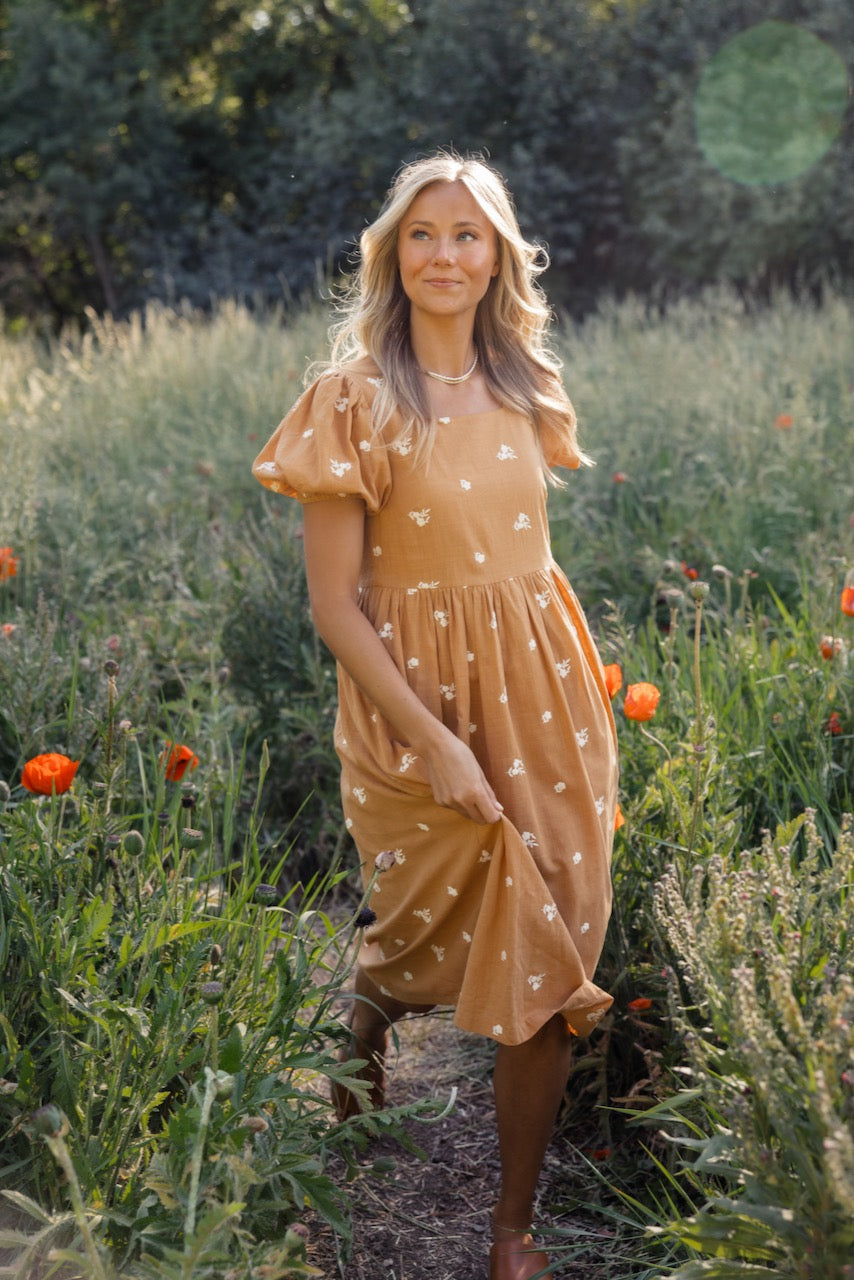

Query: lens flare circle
[695,21,849,186]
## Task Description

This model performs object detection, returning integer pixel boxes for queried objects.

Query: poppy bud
[255,883,278,904]
[209,943,223,967]
[29,1104,64,1138]
[0,780,10,804]
[374,850,397,873]
[243,1115,269,1134]
[200,981,225,1005]
[689,580,710,602]
[103,659,120,677]
[354,907,377,928]
[179,827,206,849]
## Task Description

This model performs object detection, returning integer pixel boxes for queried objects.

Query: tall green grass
[1,287,852,1277]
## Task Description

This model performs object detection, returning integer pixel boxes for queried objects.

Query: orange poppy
[602,663,623,699]
[774,413,793,429]
[613,803,625,832]
[1,622,16,637]
[819,636,842,660]
[0,547,19,580]
[612,471,628,484]
[842,586,854,617]
[825,712,843,736]
[627,997,653,1012]
[624,682,661,722]
[21,753,79,795]
[680,561,698,581]
[161,742,199,782]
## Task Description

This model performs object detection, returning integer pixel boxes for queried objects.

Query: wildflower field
[0,288,852,1279]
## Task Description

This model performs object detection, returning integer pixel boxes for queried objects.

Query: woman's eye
[458,231,476,241]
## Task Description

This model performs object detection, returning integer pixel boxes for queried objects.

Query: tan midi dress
[253,367,618,1045]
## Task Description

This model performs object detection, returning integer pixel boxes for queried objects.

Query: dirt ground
[307,1011,621,1280]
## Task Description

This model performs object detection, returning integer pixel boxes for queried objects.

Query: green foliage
[642,814,854,1277]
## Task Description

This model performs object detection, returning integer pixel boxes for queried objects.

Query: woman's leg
[333,963,433,1117]
[490,1015,575,1277]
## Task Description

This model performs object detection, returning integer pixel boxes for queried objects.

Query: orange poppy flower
[612,471,628,484]
[774,413,793,429]
[624,682,661,722]
[1,622,16,637]
[0,547,19,580]
[613,804,625,832]
[842,586,854,617]
[21,753,79,795]
[819,636,842,660]
[627,997,653,1012]
[602,663,623,699]
[680,561,698,581]
[161,742,199,782]
[825,712,843,736]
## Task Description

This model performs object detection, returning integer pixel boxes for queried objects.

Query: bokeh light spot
[695,21,849,185]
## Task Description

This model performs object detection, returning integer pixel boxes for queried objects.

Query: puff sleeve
[252,371,392,512]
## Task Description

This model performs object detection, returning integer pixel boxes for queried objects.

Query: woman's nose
[431,236,455,263]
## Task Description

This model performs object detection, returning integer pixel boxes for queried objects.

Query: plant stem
[45,1134,111,1280]
[185,1067,218,1246]
[686,595,706,858]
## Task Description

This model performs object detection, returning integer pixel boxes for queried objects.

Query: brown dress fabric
[253,368,618,1044]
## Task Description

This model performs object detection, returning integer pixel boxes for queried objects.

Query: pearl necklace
[421,350,478,385]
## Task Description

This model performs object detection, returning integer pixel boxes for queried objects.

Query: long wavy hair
[327,151,589,472]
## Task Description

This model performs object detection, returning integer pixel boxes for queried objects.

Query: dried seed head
[354,906,377,928]
[179,827,206,849]
[103,659,120,677]
[29,1104,64,1138]
[689,580,710,602]
[374,850,397,873]
[200,980,225,1005]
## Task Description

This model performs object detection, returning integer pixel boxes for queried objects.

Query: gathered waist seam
[360,563,557,593]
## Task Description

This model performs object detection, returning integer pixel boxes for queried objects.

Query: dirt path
[308,1012,619,1280]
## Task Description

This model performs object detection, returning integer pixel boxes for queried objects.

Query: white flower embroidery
[489,612,498,630]
[573,851,583,865]
[330,459,352,478]
[499,687,508,704]
[528,638,537,650]
[394,938,406,947]
[391,435,413,456]
[468,722,477,734]
[447,885,459,896]
[542,710,552,724]
[367,376,384,387]
[500,950,508,961]
[431,944,446,962]
[554,781,566,793]
[521,831,538,848]
[417,822,430,831]
[542,902,558,921]
[352,786,367,805]
[380,985,392,997]
[359,439,372,452]
[535,590,551,609]
[576,727,589,748]
[438,416,451,424]
[301,427,314,439]
[434,610,450,627]
[467,651,475,662]
[417,580,440,589]
[439,683,456,701]
[413,907,433,923]
[514,513,531,531]
[595,796,605,815]
[255,461,278,475]
[505,876,513,887]
[460,479,472,490]
[528,973,545,991]
[587,1009,606,1025]
[556,658,572,678]
[345,817,353,829]
[334,396,349,412]
[377,622,394,639]
[479,849,492,862]
[409,508,431,526]
[372,544,382,556]
[407,657,420,668]
[493,1024,504,1036]
[497,444,517,460]
[403,971,413,981]
[508,758,526,777]
[474,551,486,564]
[399,753,417,772]
[462,931,472,943]
[393,848,406,865]
[580,921,590,934]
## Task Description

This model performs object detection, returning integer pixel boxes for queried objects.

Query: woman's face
[396,180,499,324]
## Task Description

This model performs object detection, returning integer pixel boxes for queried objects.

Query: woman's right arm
[302,497,503,825]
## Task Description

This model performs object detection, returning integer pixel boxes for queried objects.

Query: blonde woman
[254,151,618,1280]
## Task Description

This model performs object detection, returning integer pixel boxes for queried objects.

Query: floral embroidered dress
[253,367,618,1044]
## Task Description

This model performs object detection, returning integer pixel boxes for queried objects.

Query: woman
[253,151,618,1280]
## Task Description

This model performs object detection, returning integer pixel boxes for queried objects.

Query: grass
[0,284,852,1277]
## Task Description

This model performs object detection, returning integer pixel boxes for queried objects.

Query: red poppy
[0,547,19,580]
[624,682,661,722]
[21,753,79,795]
[1,622,16,637]
[680,561,698,581]
[602,663,623,699]
[842,586,854,617]
[627,997,653,1012]
[161,742,199,781]
[584,1147,612,1161]
[612,471,628,484]
[774,413,793,429]
[825,712,843,736]
[819,636,842,660]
